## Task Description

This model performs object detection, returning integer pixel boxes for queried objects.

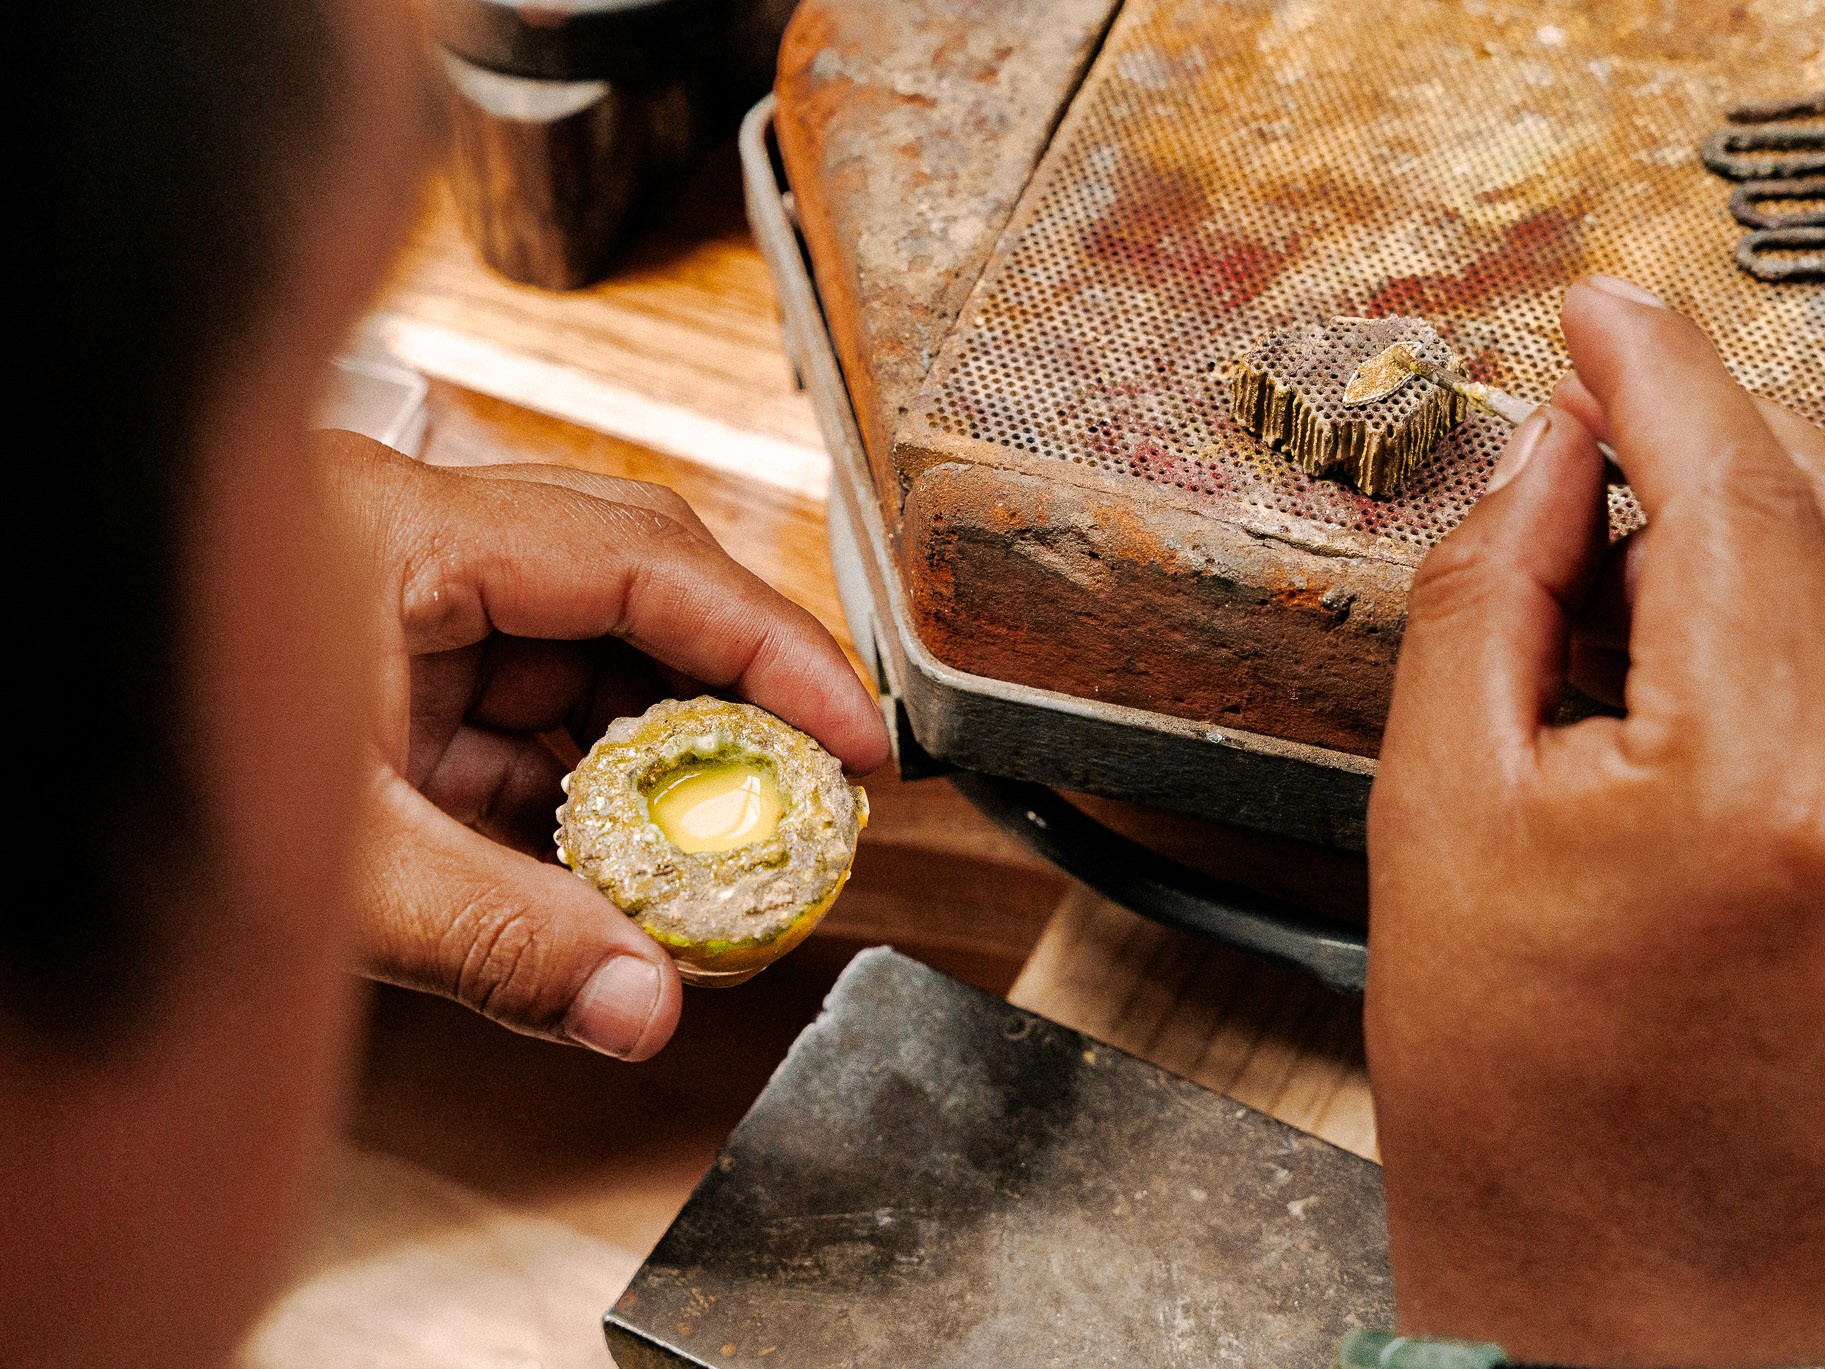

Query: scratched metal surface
[605,948,1391,1368]
[774,0,1120,494]
[904,0,1825,565]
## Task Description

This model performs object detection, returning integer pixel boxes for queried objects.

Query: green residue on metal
[1338,1330,1507,1369]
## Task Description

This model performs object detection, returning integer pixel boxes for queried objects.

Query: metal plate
[905,0,1825,566]
[605,948,1391,1367]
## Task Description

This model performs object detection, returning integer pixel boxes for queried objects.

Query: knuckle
[566,467,687,510]
[398,518,452,592]
[1753,782,1825,893]
[1649,769,1825,936]
[634,480,693,517]
[444,889,561,1028]
[554,468,685,513]
[1613,687,1706,772]
[603,500,696,544]
[643,506,695,540]
[397,533,493,651]
[538,469,699,532]
[1696,441,1817,533]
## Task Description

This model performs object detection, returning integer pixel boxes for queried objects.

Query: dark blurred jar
[430,0,777,290]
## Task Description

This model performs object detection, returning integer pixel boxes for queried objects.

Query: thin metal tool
[1353,344,1536,424]
[1345,343,1625,482]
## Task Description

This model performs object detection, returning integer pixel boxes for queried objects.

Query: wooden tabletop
[241,153,1371,1369]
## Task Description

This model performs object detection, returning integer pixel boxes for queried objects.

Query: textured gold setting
[556,697,868,986]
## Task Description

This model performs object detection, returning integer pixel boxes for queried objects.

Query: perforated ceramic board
[905,0,1825,566]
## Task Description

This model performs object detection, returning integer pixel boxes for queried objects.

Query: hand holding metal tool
[1368,276,1825,1366]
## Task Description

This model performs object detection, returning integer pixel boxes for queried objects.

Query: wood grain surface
[357,155,827,495]
[1011,888,1377,1163]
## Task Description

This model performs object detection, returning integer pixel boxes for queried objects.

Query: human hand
[319,434,889,1060]
[1554,352,1825,709]
[1365,277,1825,1364]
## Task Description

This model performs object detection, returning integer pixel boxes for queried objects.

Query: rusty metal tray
[771,0,1821,770]
[742,98,1376,844]
[744,97,1374,992]
[746,0,1823,991]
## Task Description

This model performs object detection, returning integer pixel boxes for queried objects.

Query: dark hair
[6,4,339,1041]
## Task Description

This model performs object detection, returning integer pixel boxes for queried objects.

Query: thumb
[356,766,683,1060]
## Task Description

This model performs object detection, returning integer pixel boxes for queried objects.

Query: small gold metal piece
[1230,316,1466,497]
[556,697,867,986]
[1342,343,1419,405]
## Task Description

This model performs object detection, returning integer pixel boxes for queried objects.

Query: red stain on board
[1367,208,1586,317]
[1127,437,1184,483]
[1082,167,1301,308]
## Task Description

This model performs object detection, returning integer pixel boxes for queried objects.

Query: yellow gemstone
[646,761,783,854]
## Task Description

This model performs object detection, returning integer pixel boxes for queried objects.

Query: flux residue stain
[1366,205,1590,317]
[1081,165,1302,309]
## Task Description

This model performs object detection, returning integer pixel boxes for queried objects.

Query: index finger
[457,461,721,544]
[1560,278,1819,547]
[1551,370,1825,504]
[391,456,892,774]
[1380,407,1609,778]
[1558,278,1825,722]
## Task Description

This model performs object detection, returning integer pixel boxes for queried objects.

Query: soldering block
[777,0,1810,766]
[1231,317,1466,498]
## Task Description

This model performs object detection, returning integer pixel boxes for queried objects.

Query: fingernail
[564,956,662,1059]
[1583,274,1666,308]
[1486,409,1551,495]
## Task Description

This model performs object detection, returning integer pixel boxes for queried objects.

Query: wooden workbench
[240,157,1372,1369]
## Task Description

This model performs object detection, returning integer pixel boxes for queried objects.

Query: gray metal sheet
[605,949,1391,1367]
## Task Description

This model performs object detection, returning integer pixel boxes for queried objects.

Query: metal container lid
[428,0,715,83]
